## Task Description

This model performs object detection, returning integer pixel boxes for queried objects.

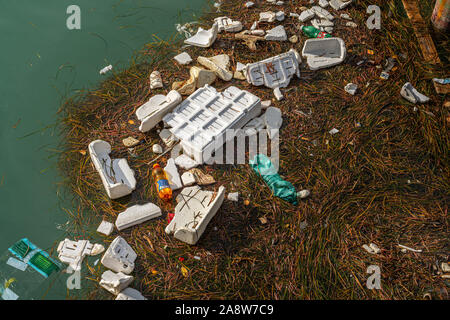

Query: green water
[0,0,206,299]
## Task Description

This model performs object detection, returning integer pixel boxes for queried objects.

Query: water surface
[0,0,206,299]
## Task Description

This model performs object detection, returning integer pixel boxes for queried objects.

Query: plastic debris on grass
[249,154,298,205]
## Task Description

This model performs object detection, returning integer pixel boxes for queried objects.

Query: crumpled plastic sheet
[250,154,298,205]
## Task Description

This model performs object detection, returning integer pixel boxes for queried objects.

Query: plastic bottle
[152,163,172,200]
[431,0,449,32]
[300,25,331,39]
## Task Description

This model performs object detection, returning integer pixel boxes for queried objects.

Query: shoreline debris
[165,186,226,245]
[100,270,134,295]
[214,16,243,33]
[250,154,298,205]
[101,236,137,274]
[400,82,430,104]
[245,49,301,89]
[398,244,422,253]
[163,85,262,163]
[99,65,112,75]
[164,158,183,190]
[97,220,114,236]
[184,22,219,48]
[88,140,137,199]
[150,71,163,89]
[136,90,182,133]
[115,203,162,231]
[302,37,346,70]
[174,52,193,65]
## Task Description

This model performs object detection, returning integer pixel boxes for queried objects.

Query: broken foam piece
[264,107,283,138]
[101,236,137,274]
[184,22,219,48]
[214,16,243,33]
[299,9,315,22]
[400,82,430,104]
[116,288,147,300]
[165,186,226,245]
[136,90,182,133]
[164,158,183,190]
[150,71,163,89]
[265,25,287,41]
[174,52,193,65]
[115,203,162,231]
[57,239,94,271]
[329,0,353,10]
[100,270,134,296]
[344,83,358,95]
[311,6,334,20]
[259,11,277,22]
[97,220,114,236]
[175,154,199,170]
[197,54,233,81]
[245,49,301,89]
[89,140,137,199]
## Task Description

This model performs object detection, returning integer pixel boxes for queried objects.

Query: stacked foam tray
[163,85,262,163]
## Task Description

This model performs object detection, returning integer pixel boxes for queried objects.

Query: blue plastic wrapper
[249,154,298,205]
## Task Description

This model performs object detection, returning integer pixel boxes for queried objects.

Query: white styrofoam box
[100,270,134,296]
[245,49,301,89]
[136,90,182,133]
[115,288,147,300]
[101,236,137,274]
[115,203,162,231]
[165,186,226,245]
[163,85,262,164]
[88,140,137,199]
[57,239,93,271]
[302,37,346,70]
[184,22,219,48]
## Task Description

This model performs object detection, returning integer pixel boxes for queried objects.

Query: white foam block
[164,158,183,190]
[115,203,162,231]
[101,236,137,274]
[88,140,137,199]
[165,186,225,245]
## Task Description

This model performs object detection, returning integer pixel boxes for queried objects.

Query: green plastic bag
[249,154,298,205]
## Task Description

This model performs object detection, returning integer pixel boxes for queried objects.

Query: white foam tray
[163,85,261,163]
[302,37,346,70]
